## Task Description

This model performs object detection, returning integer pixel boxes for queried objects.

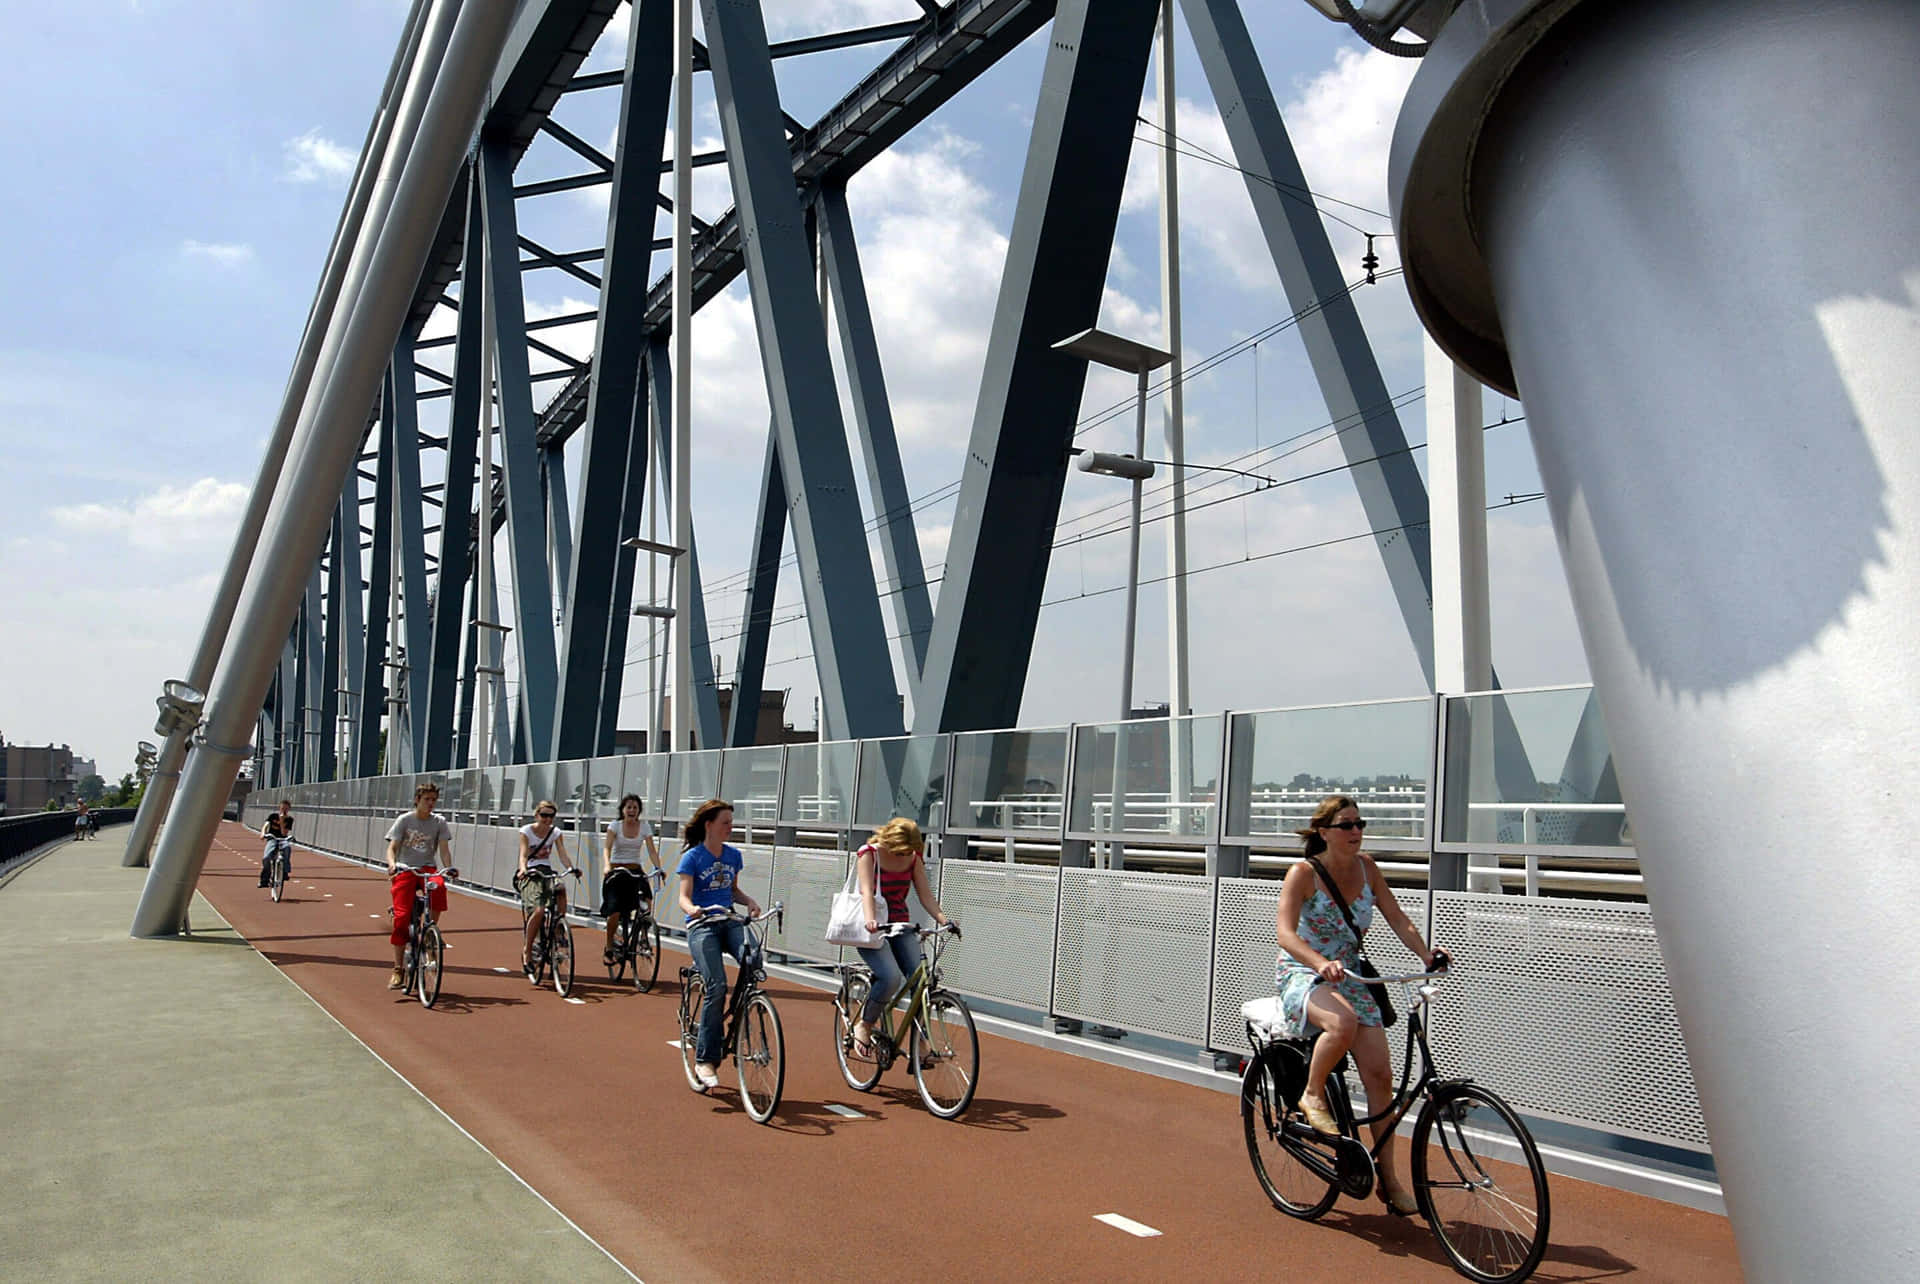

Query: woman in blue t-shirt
[675,797,762,1091]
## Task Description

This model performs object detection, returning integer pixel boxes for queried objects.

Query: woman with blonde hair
[1273,795,1448,1217]
[849,817,955,1060]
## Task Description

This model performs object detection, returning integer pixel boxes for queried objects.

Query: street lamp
[1052,327,1173,722]
[153,679,207,738]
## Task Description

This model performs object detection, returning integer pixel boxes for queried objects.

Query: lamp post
[1052,328,1173,721]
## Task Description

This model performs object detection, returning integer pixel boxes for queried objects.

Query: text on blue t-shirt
[676,843,743,922]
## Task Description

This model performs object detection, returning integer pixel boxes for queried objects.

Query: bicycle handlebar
[390,866,458,881]
[606,865,666,881]
[876,921,961,941]
[689,901,784,926]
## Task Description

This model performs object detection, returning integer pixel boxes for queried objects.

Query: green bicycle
[831,922,979,1119]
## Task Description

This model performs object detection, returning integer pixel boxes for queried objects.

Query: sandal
[603,947,618,966]
[1295,1094,1340,1135]
[850,1022,876,1061]
[1379,1180,1420,1218]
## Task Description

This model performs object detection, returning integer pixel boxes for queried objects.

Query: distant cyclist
[258,799,295,887]
[601,793,665,967]
[385,783,455,991]
[515,800,580,983]
[73,802,90,842]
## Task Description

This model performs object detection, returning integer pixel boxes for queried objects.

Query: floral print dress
[1275,877,1382,1037]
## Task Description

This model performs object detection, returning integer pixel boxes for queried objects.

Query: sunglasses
[537,811,556,819]
[1325,820,1367,832]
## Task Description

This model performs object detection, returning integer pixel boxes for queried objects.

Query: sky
[0,1,1590,780]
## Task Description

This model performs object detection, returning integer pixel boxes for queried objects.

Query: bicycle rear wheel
[910,989,979,1119]
[678,971,707,1090]
[550,920,574,997]
[735,991,785,1123]
[833,973,882,1091]
[417,924,445,1009]
[1412,1084,1550,1283]
[1241,1050,1341,1219]
[633,922,661,994]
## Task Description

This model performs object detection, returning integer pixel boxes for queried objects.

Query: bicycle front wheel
[417,924,445,1009]
[633,922,661,994]
[910,989,979,1119]
[678,972,707,1091]
[833,973,882,1092]
[606,919,628,982]
[735,992,785,1123]
[1412,1084,1551,1283]
[550,920,574,997]
[1241,1050,1341,1219]
[270,859,285,903]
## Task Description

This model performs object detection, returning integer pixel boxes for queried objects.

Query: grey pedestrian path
[0,827,634,1283]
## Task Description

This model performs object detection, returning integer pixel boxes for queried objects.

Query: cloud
[283,128,357,185]
[51,477,249,551]
[179,240,255,268]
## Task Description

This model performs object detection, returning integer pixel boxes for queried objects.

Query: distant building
[0,736,78,813]
[613,687,818,755]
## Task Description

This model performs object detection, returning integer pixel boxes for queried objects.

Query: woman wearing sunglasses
[516,800,581,982]
[1274,794,1448,1217]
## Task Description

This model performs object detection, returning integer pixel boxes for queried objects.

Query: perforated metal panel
[1426,893,1708,1149]
[935,859,1058,1010]
[1054,868,1213,1041]
[763,847,846,965]
[1208,876,1428,1053]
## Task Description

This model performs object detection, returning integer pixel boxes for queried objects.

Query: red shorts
[389,867,449,945]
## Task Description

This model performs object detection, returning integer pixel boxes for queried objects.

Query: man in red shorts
[384,782,455,990]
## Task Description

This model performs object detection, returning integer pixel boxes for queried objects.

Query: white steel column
[669,0,694,752]
[1424,335,1495,879]
[1157,0,1191,721]
[474,286,497,772]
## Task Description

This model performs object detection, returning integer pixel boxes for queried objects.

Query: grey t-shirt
[386,812,454,870]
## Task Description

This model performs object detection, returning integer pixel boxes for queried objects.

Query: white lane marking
[369,914,380,918]
[344,903,353,908]
[824,1104,866,1119]
[1094,1214,1162,1238]
[324,893,333,897]
[565,997,585,1005]
[493,967,513,974]
[666,1039,682,1048]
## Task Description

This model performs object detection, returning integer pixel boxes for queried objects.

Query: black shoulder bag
[1303,855,1396,1028]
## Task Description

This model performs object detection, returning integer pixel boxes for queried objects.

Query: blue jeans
[688,919,757,1065]
[855,931,922,1026]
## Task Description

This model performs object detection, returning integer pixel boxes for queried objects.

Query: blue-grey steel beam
[912,0,1163,735]
[727,427,786,747]
[339,464,367,772]
[701,0,905,740]
[318,503,347,782]
[357,393,396,779]
[423,182,485,771]
[478,137,563,758]
[595,348,656,757]
[543,444,573,618]
[454,571,480,769]
[386,352,434,770]
[553,0,672,762]
[524,0,1056,458]
[818,182,933,679]
[295,565,321,782]
[1181,0,1433,683]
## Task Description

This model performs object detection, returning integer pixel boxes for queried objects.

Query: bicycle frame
[849,926,954,1059]
[684,909,780,1057]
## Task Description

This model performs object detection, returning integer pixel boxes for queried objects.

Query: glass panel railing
[582,758,621,837]
[1441,686,1631,850]
[854,734,950,832]
[552,759,591,840]
[1225,699,1430,843]
[949,727,1068,834]
[719,746,783,833]
[1068,715,1222,840]
[668,749,723,828]
[779,740,855,828]
[497,765,527,822]
[458,769,483,824]
[616,753,670,827]
[522,762,554,820]
[436,770,466,821]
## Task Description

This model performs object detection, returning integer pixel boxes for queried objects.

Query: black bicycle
[264,836,292,903]
[1241,965,1550,1283]
[518,867,582,997]
[604,867,665,993]
[676,902,785,1123]
[392,867,455,1010]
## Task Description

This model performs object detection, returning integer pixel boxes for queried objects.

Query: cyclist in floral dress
[1275,794,1447,1216]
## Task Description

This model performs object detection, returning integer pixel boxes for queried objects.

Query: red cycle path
[198,823,1741,1283]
